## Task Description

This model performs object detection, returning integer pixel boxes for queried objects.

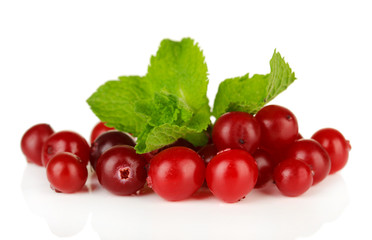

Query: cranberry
[261,146,289,166]
[274,158,313,197]
[212,111,261,153]
[42,131,90,167]
[311,128,351,174]
[252,149,276,188]
[46,152,88,193]
[205,124,214,144]
[286,139,331,185]
[296,133,303,140]
[90,121,115,144]
[255,105,298,151]
[197,143,218,166]
[147,147,205,201]
[21,123,54,166]
[206,149,258,203]
[90,130,136,169]
[96,145,147,195]
[140,152,155,164]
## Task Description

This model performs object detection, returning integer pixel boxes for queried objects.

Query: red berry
[42,131,90,167]
[274,158,313,197]
[197,143,218,166]
[90,122,115,144]
[21,123,54,166]
[46,152,88,193]
[212,111,261,153]
[147,147,205,201]
[296,133,303,140]
[311,128,351,174]
[286,139,331,185]
[206,149,258,203]
[252,149,276,188]
[255,105,298,151]
[90,130,136,169]
[96,145,147,196]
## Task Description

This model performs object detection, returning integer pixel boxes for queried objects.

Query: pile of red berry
[20,105,351,203]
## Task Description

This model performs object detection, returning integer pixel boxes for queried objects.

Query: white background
[1,0,371,239]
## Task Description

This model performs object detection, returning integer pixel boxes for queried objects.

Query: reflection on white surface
[21,165,91,237]
[21,164,349,240]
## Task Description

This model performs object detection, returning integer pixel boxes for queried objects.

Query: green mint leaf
[212,50,296,118]
[147,38,210,116]
[86,76,151,135]
[183,131,209,146]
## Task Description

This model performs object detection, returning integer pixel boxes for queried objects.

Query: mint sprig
[87,39,296,154]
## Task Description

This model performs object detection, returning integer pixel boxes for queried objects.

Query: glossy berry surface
[90,121,115,144]
[147,147,205,201]
[252,149,276,188]
[206,149,258,203]
[90,130,136,169]
[212,111,261,153]
[197,143,218,166]
[21,123,54,166]
[286,139,331,185]
[96,145,147,195]
[42,131,90,167]
[255,105,298,151]
[296,133,303,140]
[46,152,88,193]
[311,128,351,174]
[274,158,313,197]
